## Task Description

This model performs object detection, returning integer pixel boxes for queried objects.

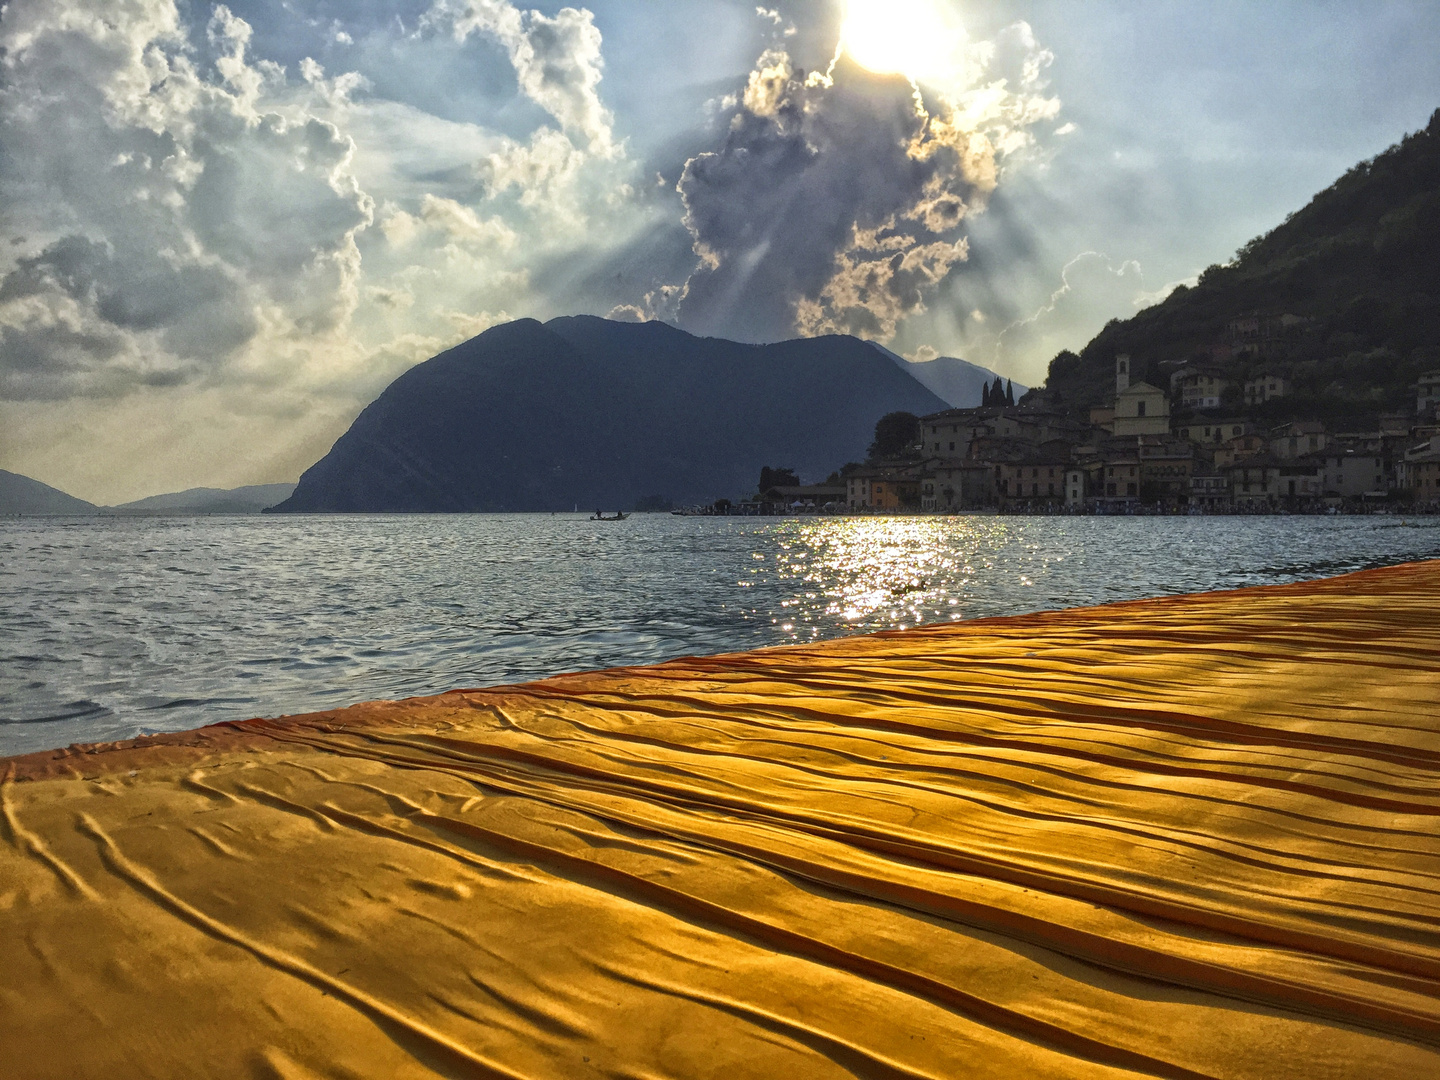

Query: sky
[2,0,1439,503]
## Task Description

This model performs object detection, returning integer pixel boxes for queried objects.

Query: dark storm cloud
[667,29,1059,344]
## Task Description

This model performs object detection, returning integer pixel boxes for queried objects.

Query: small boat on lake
[590,510,628,521]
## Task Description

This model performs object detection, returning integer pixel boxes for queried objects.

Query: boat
[589,511,628,521]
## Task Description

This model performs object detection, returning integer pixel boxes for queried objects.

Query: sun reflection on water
[745,516,1026,638]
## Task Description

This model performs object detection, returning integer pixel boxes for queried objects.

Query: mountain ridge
[0,470,98,515]
[271,316,950,513]
[1041,108,1440,422]
[869,344,1026,408]
[112,484,297,514]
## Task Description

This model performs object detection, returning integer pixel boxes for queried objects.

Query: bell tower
[1116,354,1131,395]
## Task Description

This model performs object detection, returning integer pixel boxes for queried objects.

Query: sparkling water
[4,513,1438,757]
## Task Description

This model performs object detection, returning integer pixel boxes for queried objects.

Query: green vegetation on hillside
[1042,108,1440,425]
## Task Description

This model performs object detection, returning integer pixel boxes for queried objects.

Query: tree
[758,466,799,492]
[868,412,921,460]
[981,382,991,407]
[1005,379,1015,406]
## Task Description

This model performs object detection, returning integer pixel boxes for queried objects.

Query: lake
[4,513,1439,757]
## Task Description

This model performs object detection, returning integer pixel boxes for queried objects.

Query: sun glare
[840,0,958,82]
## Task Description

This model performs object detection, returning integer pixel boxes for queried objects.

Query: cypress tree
[1005,379,1015,406]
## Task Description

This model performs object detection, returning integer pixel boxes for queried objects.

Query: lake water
[3,513,1439,758]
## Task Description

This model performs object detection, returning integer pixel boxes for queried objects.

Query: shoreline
[5,561,1440,1076]
[6,557,1437,779]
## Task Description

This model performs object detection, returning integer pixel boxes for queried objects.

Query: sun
[840,0,959,82]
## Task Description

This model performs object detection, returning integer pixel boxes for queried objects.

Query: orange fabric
[4,561,1440,1078]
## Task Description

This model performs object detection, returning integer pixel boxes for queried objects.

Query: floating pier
[5,562,1440,1078]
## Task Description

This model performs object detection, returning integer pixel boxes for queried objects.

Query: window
[949,442,955,451]
[1137,401,1147,417]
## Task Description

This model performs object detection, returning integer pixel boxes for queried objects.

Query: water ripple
[2,513,1439,757]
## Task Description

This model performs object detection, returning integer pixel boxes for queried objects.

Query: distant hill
[870,344,1025,407]
[1043,108,1440,423]
[271,316,949,513]
[113,484,296,514]
[0,470,97,515]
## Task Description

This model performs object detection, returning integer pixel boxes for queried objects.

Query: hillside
[112,484,296,514]
[1042,108,1440,422]
[0,470,97,515]
[870,344,1025,408]
[270,317,948,512]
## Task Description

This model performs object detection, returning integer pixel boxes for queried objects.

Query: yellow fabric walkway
[5,562,1440,1079]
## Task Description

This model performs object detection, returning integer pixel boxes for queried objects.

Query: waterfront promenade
[5,562,1440,1078]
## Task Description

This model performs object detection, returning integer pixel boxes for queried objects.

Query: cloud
[427,0,614,154]
[1134,273,1199,309]
[662,23,1060,344]
[990,250,1146,369]
[0,0,373,401]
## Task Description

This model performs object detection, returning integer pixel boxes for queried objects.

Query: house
[996,455,1070,504]
[1138,441,1196,503]
[1064,465,1090,507]
[920,459,997,511]
[1170,366,1228,410]
[846,467,920,511]
[1399,449,1440,503]
[1112,382,1171,437]
[1277,460,1323,501]
[920,409,994,455]
[1227,314,1262,342]
[1227,312,1309,351]
[1099,455,1142,500]
[1213,433,1268,467]
[1269,421,1328,460]
[1173,418,1253,446]
[1418,370,1440,417]
[1226,456,1283,509]
[1306,449,1390,499]
[1244,373,1290,406]
[1189,469,1230,510]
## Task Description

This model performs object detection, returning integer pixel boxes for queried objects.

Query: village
[739,329,1440,516]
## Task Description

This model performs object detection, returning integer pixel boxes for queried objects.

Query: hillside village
[832,344,1440,514]
[735,340,1440,515]
[771,109,1440,517]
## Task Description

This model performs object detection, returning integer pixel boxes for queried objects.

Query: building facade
[1244,374,1290,406]
[1112,382,1171,437]
[1173,368,1228,410]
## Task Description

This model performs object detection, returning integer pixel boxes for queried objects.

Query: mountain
[1042,108,1440,422]
[870,344,1026,407]
[271,316,949,513]
[112,484,296,514]
[0,470,98,514]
